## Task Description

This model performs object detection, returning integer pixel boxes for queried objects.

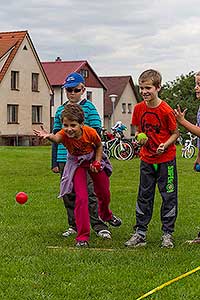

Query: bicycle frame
[102,134,122,157]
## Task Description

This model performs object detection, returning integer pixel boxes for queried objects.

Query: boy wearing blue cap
[52,72,121,240]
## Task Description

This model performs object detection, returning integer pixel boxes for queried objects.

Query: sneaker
[96,229,112,239]
[124,233,146,248]
[62,227,77,237]
[76,241,89,248]
[108,215,122,227]
[161,233,174,248]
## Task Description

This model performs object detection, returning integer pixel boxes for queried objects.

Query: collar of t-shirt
[63,99,86,106]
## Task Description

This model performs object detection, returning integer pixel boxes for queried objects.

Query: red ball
[92,161,101,171]
[16,192,28,205]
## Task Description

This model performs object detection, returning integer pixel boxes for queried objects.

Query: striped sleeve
[81,100,101,130]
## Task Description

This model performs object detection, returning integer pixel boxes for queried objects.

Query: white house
[0,30,52,146]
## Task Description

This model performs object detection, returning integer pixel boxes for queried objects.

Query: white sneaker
[96,229,112,239]
[161,233,174,248]
[62,227,77,237]
[124,233,146,247]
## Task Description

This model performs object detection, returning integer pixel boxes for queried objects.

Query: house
[42,59,107,129]
[0,30,52,146]
[100,76,138,137]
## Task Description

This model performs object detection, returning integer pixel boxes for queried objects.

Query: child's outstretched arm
[33,126,62,143]
[174,105,200,137]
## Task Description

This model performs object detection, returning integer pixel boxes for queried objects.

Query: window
[32,106,42,123]
[32,73,39,92]
[11,71,19,90]
[122,103,126,113]
[128,103,132,114]
[7,104,18,123]
[86,91,92,101]
[80,69,89,78]
[130,124,136,136]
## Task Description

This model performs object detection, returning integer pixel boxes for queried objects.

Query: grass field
[1,146,200,300]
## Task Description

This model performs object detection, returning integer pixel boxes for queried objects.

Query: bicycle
[127,137,141,159]
[181,132,197,159]
[102,122,133,160]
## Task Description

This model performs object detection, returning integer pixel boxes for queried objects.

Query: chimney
[55,57,62,62]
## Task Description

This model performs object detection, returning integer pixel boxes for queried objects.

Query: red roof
[42,60,107,90]
[42,60,86,86]
[0,31,27,82]
[100,76,137,115]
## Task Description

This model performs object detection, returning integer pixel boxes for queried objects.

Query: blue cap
[62,72,85,88]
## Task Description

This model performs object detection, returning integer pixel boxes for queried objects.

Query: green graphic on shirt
[153,164,158,172]
[166,165,174,193]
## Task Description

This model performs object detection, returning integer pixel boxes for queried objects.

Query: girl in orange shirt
[34,103,120,247]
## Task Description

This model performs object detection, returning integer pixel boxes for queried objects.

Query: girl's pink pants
[73,166,112,242]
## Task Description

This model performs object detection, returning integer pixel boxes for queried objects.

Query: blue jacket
[52,99,102,167]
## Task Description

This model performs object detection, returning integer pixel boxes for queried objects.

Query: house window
[32,73,39,92]
[130,124,136,136]
[7,104,18,123]
[128,103,132,114]
[80,69,89,78]
[122,103,126,113]
[11,71,19,90]
[32,105,42,123]
[86,91,92,101]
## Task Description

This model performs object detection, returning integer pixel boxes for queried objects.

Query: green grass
[0,146,200,299]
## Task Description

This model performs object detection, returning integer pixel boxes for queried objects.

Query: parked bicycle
[181,132,197,159]
[102,122,133,160]
[127,137,141,159]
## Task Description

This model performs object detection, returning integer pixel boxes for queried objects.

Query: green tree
[160,71,198,125]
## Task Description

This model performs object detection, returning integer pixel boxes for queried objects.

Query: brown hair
[61,103,84,124]
[139,69,162,88]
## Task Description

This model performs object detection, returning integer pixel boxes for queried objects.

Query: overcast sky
[1,0,200,84]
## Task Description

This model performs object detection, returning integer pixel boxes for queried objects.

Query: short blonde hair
[139,69,162,88]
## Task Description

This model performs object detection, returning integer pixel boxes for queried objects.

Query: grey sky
[1,0,200,84]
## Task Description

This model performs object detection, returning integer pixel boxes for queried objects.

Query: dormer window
[80,69,89,78]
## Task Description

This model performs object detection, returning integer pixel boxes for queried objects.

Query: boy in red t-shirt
[34,103,118,248]
[125,69,179,248]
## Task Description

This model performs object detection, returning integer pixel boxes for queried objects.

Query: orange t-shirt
[58,125,101,156]
[132,100,177,164]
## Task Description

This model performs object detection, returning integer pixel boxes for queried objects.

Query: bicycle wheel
[113,141,133,160]
[184,145,195,159]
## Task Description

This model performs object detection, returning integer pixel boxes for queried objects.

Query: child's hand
[174,105,187,123]
[157,143,165,154]
[33,126,50,139]
[135,133,148,145]
[90,161,101,173]
[52,166,60,173]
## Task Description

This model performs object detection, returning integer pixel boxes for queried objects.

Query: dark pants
[58,162,108,233]
[134,159,178,236]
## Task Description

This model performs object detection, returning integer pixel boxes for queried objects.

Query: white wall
[0,36,51,137]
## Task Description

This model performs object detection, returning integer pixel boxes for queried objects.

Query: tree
[160,71,198,125]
